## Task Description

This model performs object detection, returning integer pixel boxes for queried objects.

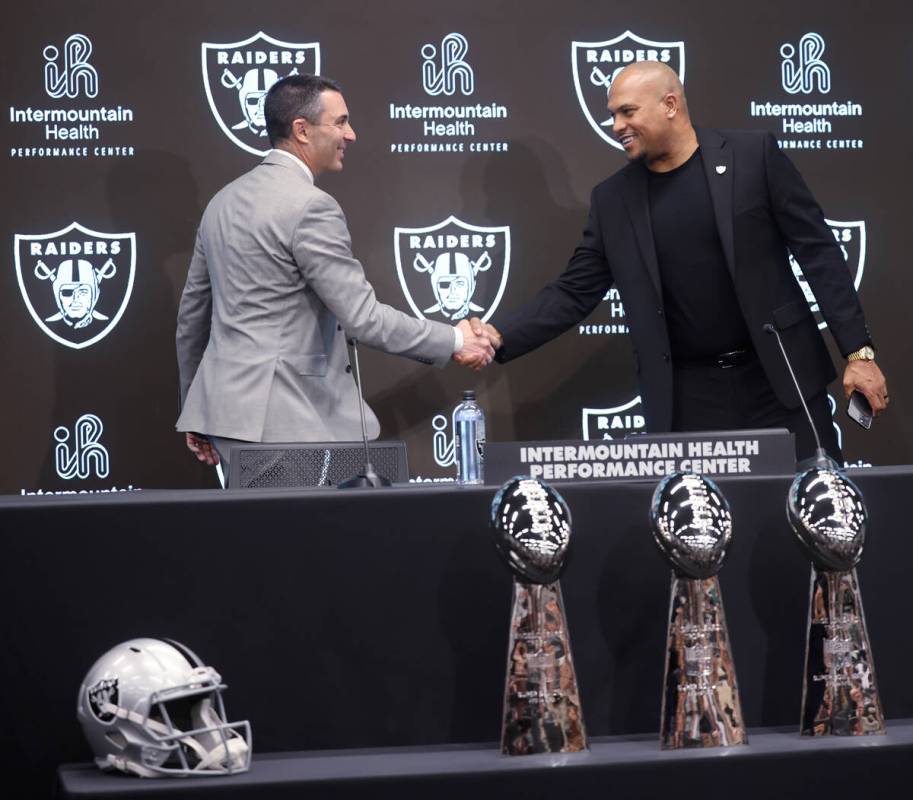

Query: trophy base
[800,566,885,736]
[660,574,747,750]
[500,580,588,755]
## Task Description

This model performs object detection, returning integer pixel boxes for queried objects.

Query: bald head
[606,61,696,170]
[611,61,688,116]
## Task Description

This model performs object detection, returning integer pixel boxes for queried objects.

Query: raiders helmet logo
[87,678,119,724]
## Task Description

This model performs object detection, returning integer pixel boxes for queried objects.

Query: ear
[291,117,309,144]
[663,93,679,119]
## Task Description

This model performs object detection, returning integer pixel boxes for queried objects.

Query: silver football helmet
[76,638,251,777]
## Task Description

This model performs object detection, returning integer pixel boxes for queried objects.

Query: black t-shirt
[647,148,752,360]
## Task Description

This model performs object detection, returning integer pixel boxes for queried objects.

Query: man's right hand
[185,432,219,465]
[468,316,503,351]
[453,318,495,370]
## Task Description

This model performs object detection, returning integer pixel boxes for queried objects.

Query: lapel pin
[715,165,727,175]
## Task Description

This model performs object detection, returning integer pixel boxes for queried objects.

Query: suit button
[345,365,352,373]
[663,353,670,362]
[657,308,664,317]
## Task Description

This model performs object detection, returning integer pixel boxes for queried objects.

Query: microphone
[338,338,391,489]
[763,323,835,470]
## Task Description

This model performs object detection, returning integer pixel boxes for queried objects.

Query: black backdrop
[3,0,912,495]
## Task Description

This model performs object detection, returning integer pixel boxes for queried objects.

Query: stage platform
[58,719,913,798]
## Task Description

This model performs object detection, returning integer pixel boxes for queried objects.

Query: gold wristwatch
[847,345,876,362]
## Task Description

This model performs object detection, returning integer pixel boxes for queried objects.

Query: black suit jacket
[494,128,871,432]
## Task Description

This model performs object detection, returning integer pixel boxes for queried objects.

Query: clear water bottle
[454,389,485,484]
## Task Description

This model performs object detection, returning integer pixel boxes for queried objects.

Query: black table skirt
[2,467,911,796]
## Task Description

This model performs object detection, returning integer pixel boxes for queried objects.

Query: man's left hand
[185,432,220,465]
[843,360,889,417]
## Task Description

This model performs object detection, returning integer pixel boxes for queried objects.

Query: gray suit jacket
[176,151,454,442]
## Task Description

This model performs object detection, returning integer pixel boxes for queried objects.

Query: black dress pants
[671,353,841,465]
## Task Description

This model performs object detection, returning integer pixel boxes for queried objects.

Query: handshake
[453,317,503,370]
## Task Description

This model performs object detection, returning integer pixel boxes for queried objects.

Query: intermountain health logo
[202,32,320,156]
[54,413,109,480]
[790,219,865,330]
[14,222,135,349]
[749,33,863,151]
[389,32,509,155]
[9,33,136,159]
[578,287,629,336]
[19,413,141,496]
[432,408,457,468]
[394,216,510,323]
[582,396,645,440]
[572,31,684,150]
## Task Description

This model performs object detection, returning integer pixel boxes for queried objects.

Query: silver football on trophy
[491,476,571,584]
[650,472,732,579]
[787,468,867,571]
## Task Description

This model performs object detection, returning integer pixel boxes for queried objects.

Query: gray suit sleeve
[291,191,455,367]
[175,228,213,408]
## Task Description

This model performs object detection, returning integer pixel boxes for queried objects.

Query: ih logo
[432,409,458,468]
[15,222,135,349]
[572,31,684,150]
[43,33,98,99]
[421,32,473,96]
[87,678,118,724]
[202,32,320,156]
[781,32,830,95]
[54,413,110,480]
[582,396,645,441]
[790,219,864,330]
[394,216,510,323]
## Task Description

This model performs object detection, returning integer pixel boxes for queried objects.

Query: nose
[611,114,623,136]
[345,122,356,143]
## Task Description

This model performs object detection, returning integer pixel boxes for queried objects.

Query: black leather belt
[675,348,755,369]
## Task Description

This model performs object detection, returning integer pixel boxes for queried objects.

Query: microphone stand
[338,338,391,489]
[763,323,837,471]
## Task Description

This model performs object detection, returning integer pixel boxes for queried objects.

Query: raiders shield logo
[582,396,645,440]
[790,219,865,330]
[87,678,119,724]
[14,222,136,349]
[202,32,320,156]
[571,31,685,150]
[394,216,510,323]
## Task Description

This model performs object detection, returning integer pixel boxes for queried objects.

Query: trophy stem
[500,579,588,755]
[660,573,747,749]
[800,566,885,736]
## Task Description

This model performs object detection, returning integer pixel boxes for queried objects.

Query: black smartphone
[847,391,873,430]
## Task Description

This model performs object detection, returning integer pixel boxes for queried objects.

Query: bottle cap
[462,390,476,401]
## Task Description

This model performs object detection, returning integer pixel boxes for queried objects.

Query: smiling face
[605,62,695,171]
[607,70,673,165]
[300,90,356,176]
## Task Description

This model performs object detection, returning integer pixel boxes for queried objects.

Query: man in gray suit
[176,75,493,468]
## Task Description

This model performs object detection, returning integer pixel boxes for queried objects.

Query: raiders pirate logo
[394,216,510,323]
[582,395,645,441]
[790,219,865,330]
[14,222,136,349]
[571,31,685,150]
[202,32,320,156]
[87,678,119,724]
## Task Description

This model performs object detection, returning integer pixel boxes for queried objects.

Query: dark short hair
[265,74,342,146]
